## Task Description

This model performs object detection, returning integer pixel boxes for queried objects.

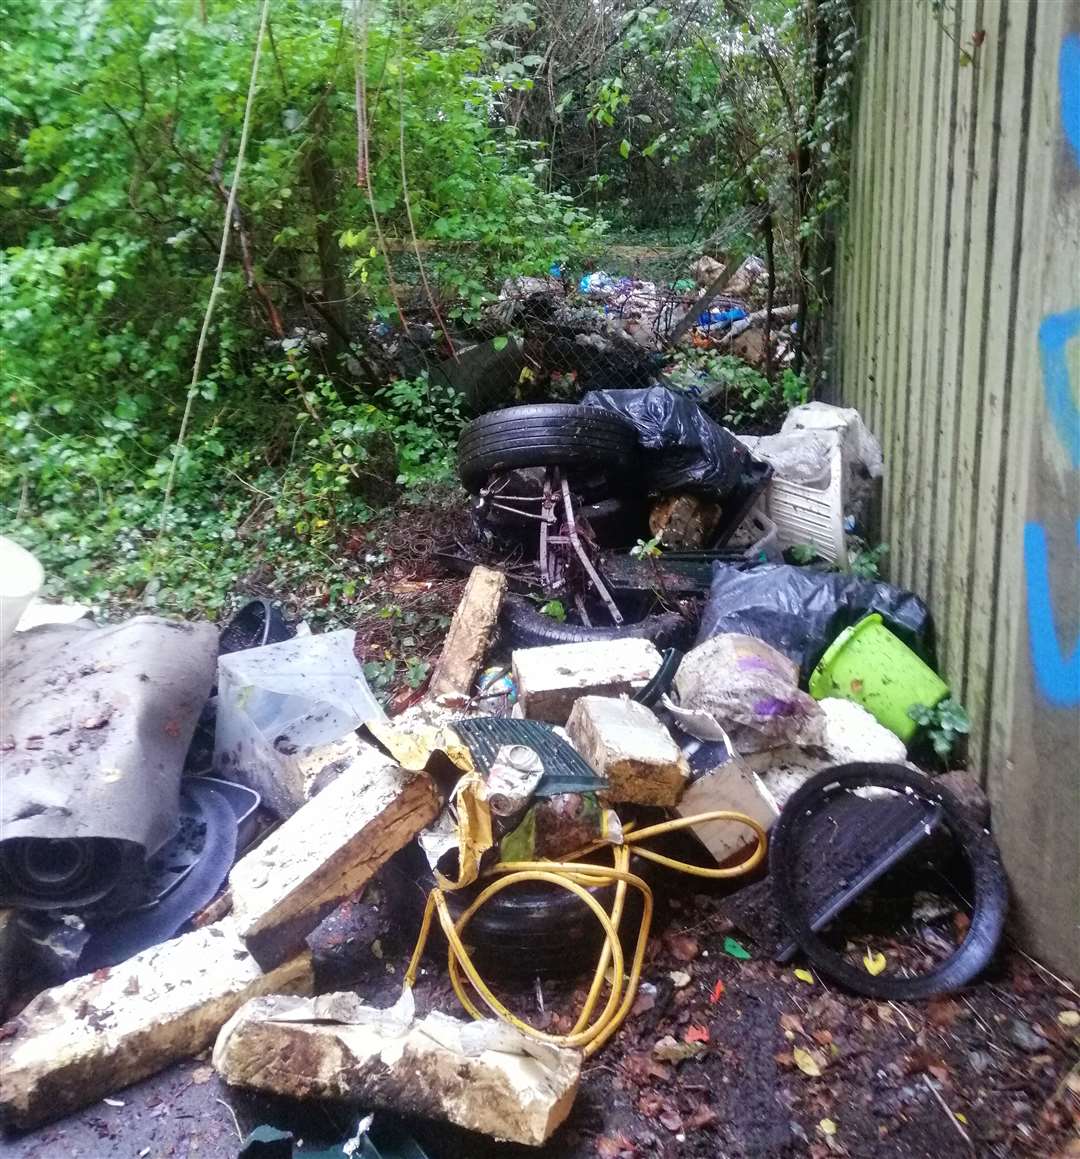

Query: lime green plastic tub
[808,613,949,742]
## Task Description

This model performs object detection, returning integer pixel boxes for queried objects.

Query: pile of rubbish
[0,390,1008,1152]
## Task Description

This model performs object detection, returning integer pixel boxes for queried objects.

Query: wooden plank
[959,0,1024,746]
[843,2,874,407]
[926,0,980,630]
[428,565,507,698]
[983,0,1057,787]
[943,0,1003,694]
[853,5,886,423]
[908,10,953,600]
[889,4,927,586]
[881,4,915,558]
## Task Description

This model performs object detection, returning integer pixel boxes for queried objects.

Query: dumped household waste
[0,383,1013,1151]
[696,561,936,676]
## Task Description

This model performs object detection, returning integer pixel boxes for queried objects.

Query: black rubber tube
[500,594,690,650]
[769,763,1007,1000]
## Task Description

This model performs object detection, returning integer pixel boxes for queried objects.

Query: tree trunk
[304,103,350,368]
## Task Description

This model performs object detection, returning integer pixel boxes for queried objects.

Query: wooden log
[428,566,507,699]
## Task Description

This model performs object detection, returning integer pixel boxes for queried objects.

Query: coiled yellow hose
[404,810,767,1057]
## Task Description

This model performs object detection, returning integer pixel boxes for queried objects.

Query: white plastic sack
[668,633,825,754]
[214,630,384,817]
[781,401,883,479]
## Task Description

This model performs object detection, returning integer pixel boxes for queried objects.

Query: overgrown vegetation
[1,0,854,620]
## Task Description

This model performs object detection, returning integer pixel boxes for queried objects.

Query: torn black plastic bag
[696,562,936,679]
[581,385,752,497]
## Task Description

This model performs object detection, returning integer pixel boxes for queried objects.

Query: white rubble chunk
[428,565,507,699]
[513,638,663,724]
[566,695,688,806]
[0,920,313,1129]
[214,992,582,1147]
[229,760,440,968]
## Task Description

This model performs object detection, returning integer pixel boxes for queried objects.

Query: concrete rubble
[0,919,313,1129]
[213,991,582,1147]
[512,637,663,723]
[567,695,689,806]
[230,758,440,969]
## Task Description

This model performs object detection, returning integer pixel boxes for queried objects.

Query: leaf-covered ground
[7,878,1077,1159]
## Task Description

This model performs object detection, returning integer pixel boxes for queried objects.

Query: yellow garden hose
[404,810,767,1057]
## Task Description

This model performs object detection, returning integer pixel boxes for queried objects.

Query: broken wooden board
[649,494,724,550]
[513,637,663,724]
[428,565,507,699]
[0,920,312,1130]
[214,992,582,1147]
[229,760,440,969]
[566,695,689,806]
[675,759,779,864]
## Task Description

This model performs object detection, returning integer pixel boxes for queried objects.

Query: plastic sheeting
[581,386,752,497]
[696,562,936,679]
[0,616,217,908]
[215,630,385,818]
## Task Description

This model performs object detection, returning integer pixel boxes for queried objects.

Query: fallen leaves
[794,968,815,985]
[666,933,700,962]
[863,949,887,976]
[1058,1009,1080,1028]
[596,1133,638,1158]
[818,1118,837,1136]
[722,936,751,960]
[653,1034,706,1062]
[710,979,725,1004]
[668,970,692,989]
[684,1024,710,1045]
[793,1046,828,1077]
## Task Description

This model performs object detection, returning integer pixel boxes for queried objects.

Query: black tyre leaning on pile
[457,404,640,494]
[499,594,691,650]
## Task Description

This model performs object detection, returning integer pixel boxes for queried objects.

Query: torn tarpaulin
[0,616,217,909]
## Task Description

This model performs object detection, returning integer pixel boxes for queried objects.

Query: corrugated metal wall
[837,0,1079,977]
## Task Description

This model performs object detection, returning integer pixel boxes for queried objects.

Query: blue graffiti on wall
[1038,310,1080,469]
[1023,522,1080,706]
[1061,33,1080,167]
[1023,35,1079,707]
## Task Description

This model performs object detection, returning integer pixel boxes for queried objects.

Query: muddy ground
[4,495,1078,1158]
[5,872,1077,1159]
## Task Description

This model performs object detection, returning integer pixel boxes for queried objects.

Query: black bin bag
[696,562,936,680]
[581,386,751,497]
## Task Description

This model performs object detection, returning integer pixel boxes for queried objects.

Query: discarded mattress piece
[213,991,583,1147]
[513,637,664,723]
[0,919,313,1129]
[566,695,689,806]
[214,629,386,817]
[229,760,441,969]
[0,615,217,909]
[695,562,935,676]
